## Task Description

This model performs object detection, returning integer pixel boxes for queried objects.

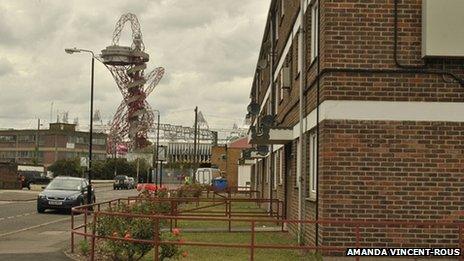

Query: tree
[48,158,83,177]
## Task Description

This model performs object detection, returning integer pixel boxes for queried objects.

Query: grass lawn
[139,201,317,260]
[142,231,315,261]
[174,200,281,230]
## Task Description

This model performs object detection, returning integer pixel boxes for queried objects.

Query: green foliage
[48,158,83,177]
[96,194,178,260]
[160,232,182,261]
[78,239,89,256]
[177,183,204,198]
[88,158,151,180]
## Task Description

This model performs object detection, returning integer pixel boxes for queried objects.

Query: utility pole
[193,106,198,183]
[35,118,41,165]
[153,111,160,184]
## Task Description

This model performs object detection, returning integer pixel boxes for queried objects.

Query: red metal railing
[71,197,464,261]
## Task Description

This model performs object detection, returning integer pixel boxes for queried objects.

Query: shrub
[96,199,175,260]
[177,183,204,198]
[78,239,89,256]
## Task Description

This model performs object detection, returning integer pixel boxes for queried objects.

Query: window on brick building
[265,157,269,184]
[280,0,285,19]
[308,131,317,199]
[274,79,279,112]
[0,135,15,142]
[273,151,277,190]
[310,0,319,62]
[279,148,283,185]
[274,10,279,41]
[296,139,301,187]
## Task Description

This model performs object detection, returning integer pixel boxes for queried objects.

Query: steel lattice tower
[99,13,164,153]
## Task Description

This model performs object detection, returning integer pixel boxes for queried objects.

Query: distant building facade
[211,137,251,187]
[167,142,212,164]
[0,123,107,167]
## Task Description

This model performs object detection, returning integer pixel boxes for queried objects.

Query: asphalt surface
[0,186,138,261]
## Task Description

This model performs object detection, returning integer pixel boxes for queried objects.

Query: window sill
[305,197,317,202]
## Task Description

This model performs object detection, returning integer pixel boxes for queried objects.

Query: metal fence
[71,197,464,261]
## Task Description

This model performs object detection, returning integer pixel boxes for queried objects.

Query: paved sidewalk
[0,190,39,201]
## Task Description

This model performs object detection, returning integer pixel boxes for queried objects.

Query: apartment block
[246,0,464,251]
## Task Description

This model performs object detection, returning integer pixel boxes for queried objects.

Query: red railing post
[71,209,75,253]
[89,212,98,261]
[459,224,463,261]
[170,201,174,232]
[153,217,160,261]
[250,220,255,261]
[355,225,360,261]
[84,208,88,241]
[228,199,231,232]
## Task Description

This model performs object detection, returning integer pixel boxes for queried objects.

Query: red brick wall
[319,119,464,248]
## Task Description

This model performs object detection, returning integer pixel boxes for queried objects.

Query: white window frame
[265,157,269,184]
[273,152,278,190]
[296,139,301,187]
[309,131,318,199]
[275,79,279,112]
[279,149,283,185]
[280,0,285,18]
[310,0,319,62]
[275,11,279,41]
[297,32,301,74]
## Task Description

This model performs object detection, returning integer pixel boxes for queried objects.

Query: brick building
[0,123,107,167]
[246,0,464,251]
[211,137,252,187]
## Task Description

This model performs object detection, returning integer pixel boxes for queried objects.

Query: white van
[195,168,221,185]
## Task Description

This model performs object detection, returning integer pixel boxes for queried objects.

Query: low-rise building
[211,137,251,188]
[0,123,107,167]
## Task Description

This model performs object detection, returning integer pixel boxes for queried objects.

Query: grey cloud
[0,0,269,129]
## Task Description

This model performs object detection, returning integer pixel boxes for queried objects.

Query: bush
[177,183,204,198]
[95,193,178,260]
[78,239,89,256]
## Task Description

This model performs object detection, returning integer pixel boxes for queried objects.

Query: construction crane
[98,13,165,153]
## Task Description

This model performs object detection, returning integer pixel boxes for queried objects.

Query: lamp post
[152,109,160,184]
[65,47,95,205]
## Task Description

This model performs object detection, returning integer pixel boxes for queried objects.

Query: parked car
[127,177,136,189]
[194,168,221,185]
[36,176,95,213]
[113,175,130,190]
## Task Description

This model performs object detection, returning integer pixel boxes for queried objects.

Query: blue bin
[212,178,228,191]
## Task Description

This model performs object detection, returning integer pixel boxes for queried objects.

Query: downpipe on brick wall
[297,0,306,245]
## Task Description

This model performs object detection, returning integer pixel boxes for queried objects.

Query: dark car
[37,176,95,213]
[113,175,130,190]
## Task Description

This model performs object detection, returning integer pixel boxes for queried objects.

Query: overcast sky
[0,0,269,130]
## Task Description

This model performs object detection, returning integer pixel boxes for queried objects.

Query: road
[0,186,138,261]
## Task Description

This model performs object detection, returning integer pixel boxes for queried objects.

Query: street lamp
[65,47,95,205]
[152,110,160,185]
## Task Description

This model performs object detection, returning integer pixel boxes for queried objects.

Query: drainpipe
[297,0,306,245]
[269,10,275,215]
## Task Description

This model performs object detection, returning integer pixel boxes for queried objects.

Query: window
[279,149,283,185]
[309,131,318,199]
[0,135,15,142]
[0,151,15,159]
[280,0,285,19]
[296,32,301,75]
[296,139,301,187]
[274,79,279,112]
[92,138,106,145]
[274,10,279,41]
[273,152,277,190]
[17,135,35,142]
[265,157,269,184]
[310,0,319,62]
